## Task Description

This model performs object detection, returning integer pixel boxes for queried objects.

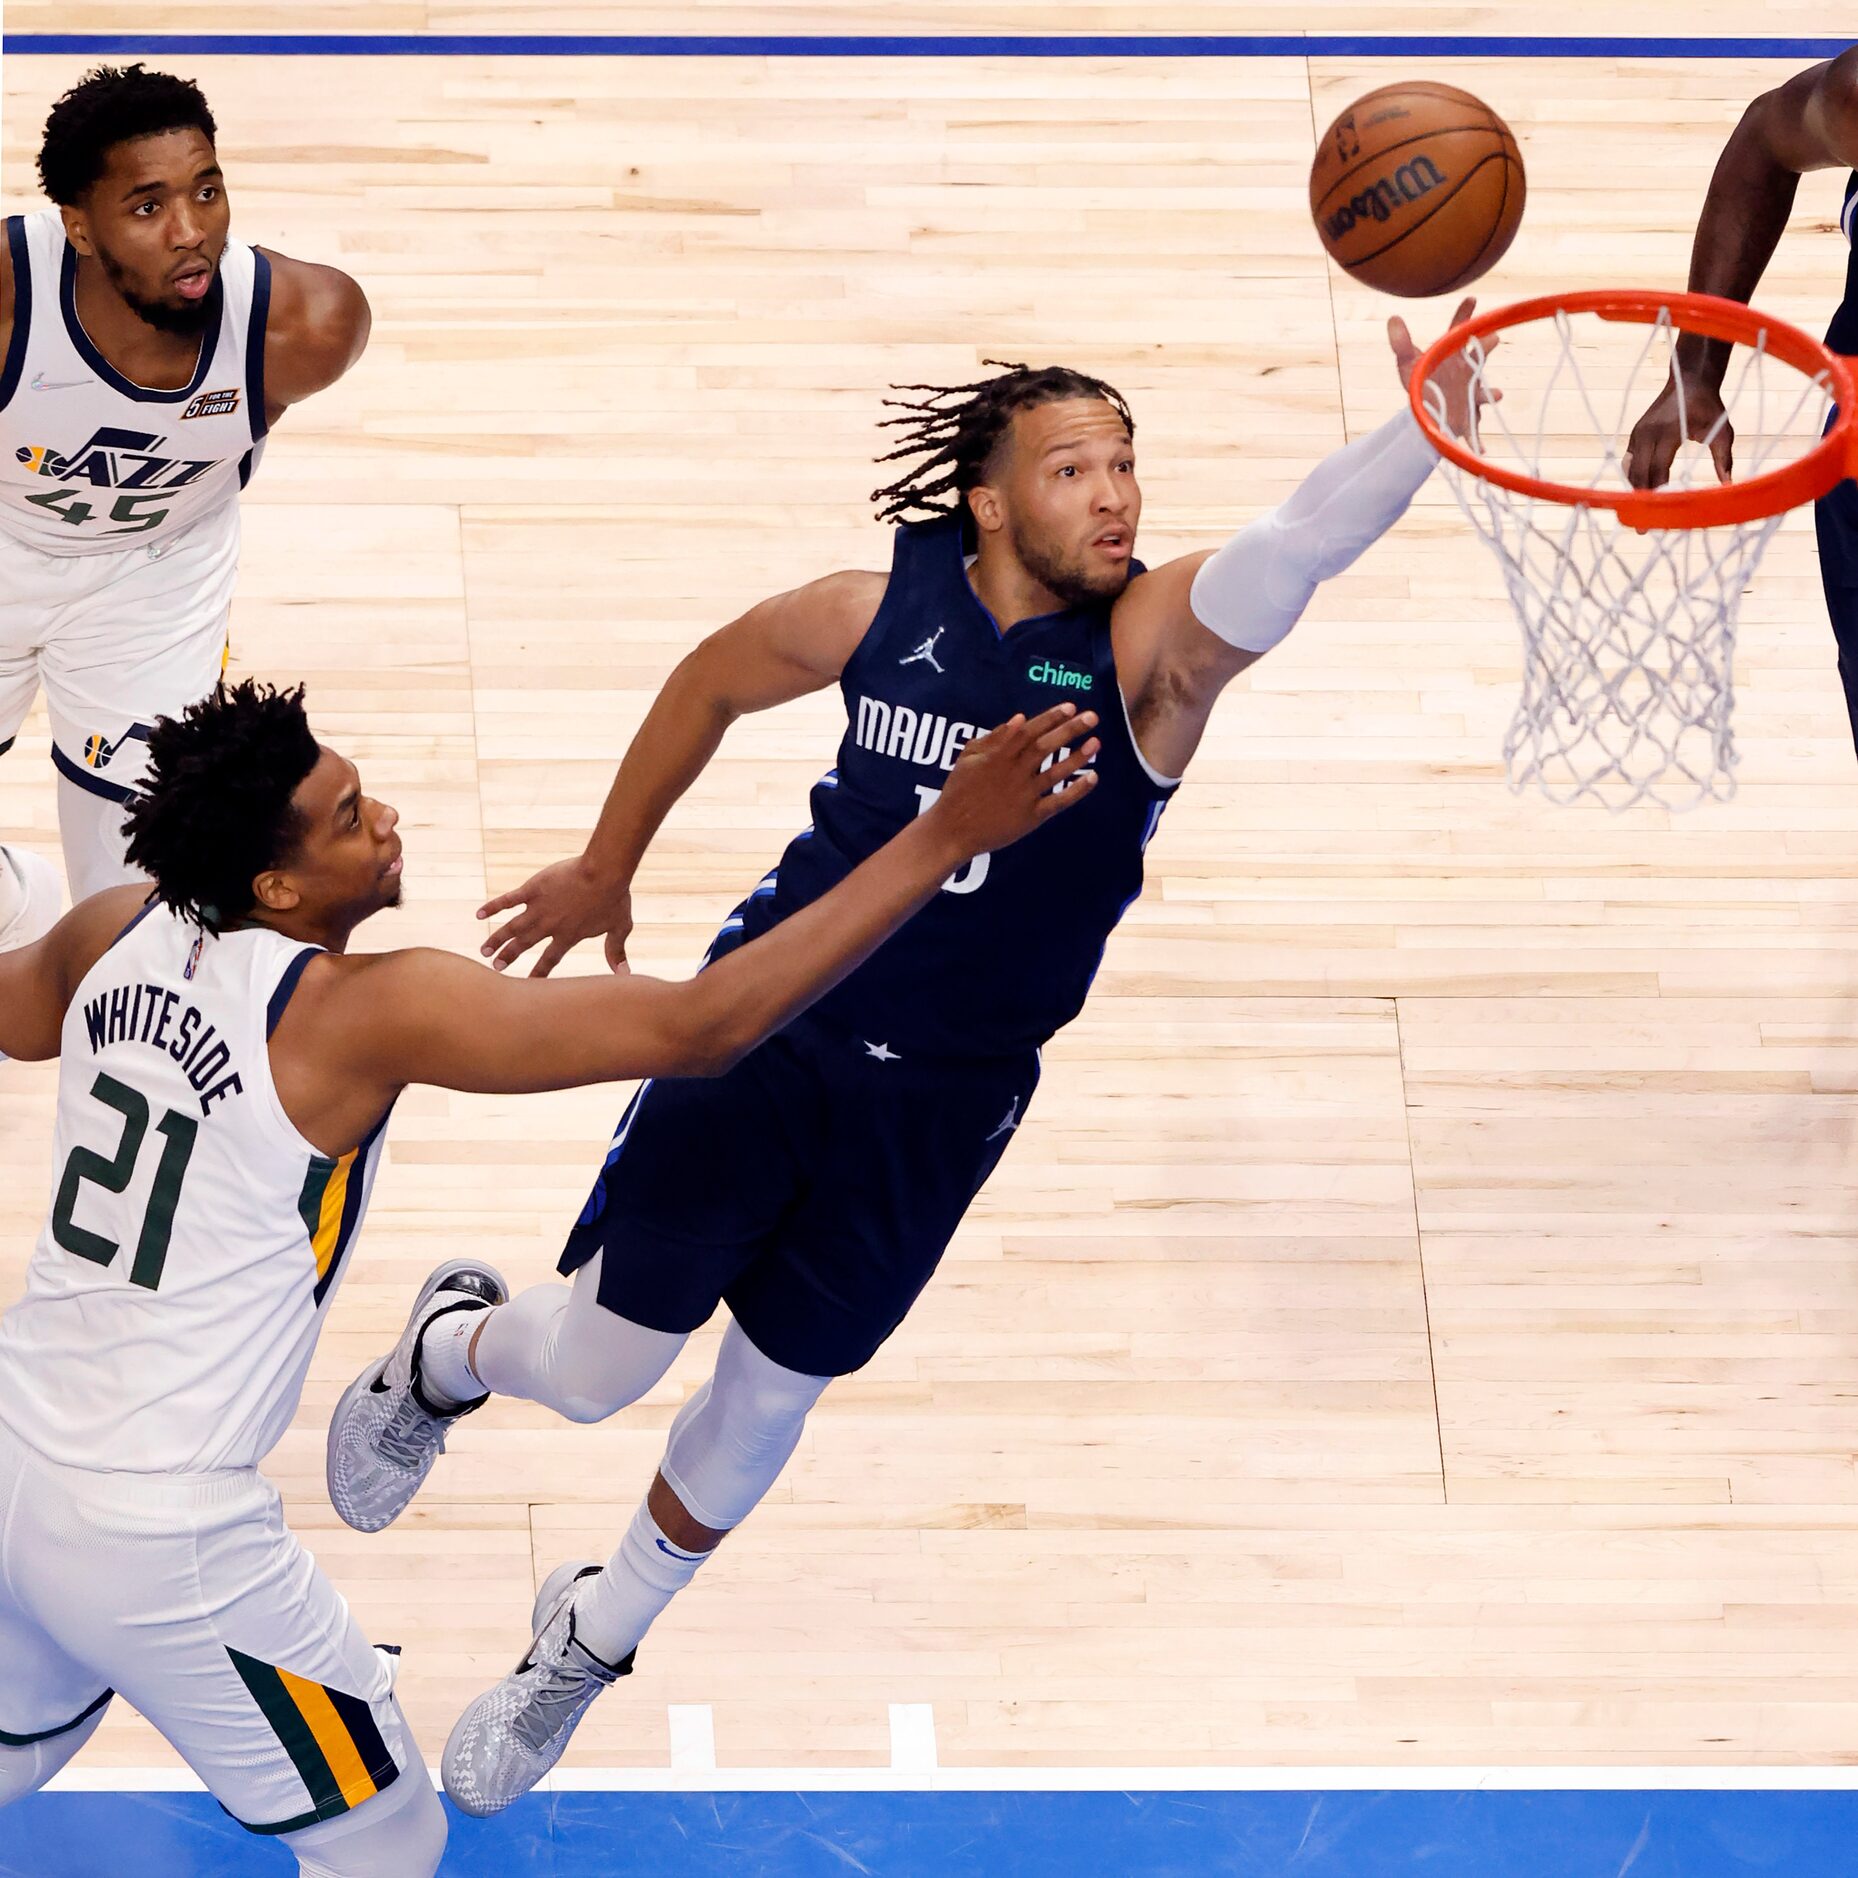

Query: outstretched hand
[927,703,1101,858]
[477,859,634,978]
[1388,295,1502,443]
[474,704,1099,979]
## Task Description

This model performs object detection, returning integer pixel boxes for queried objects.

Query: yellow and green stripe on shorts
[226,1647,400,1834]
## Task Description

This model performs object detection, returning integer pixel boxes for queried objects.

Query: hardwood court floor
[8,32,1858,1772]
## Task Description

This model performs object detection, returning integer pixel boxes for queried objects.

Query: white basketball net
[1420,306,1837,811]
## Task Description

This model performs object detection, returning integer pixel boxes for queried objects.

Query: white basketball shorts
[0,1414,412,1836]
[0,500,237,807]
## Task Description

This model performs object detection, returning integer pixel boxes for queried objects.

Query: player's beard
[95,243,218,339]
[1012,520,1132,609]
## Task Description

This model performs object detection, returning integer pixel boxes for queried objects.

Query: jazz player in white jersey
[0,678,1095,1874]
[0,64,368,949]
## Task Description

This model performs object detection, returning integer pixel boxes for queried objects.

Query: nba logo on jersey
[82,731,118,770]
[184,933,206,981]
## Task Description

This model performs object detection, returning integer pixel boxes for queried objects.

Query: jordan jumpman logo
[985,1097,1020,1142]
[900,627,946,674]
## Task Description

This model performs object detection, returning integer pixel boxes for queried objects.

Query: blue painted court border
[11,1787,1858,1875]
[4,33,1856,57]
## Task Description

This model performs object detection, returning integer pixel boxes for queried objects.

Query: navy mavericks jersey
[1828,173,1858,358]
[727,515,1178,1057]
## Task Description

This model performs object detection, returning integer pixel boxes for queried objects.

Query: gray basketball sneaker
[325,1258,507,1533]
[443,1561,635,1817]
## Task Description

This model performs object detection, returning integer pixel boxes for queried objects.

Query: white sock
[0,850,13,1064]
[55,773,145,900]
[572,1500,715,1664]
[0,845,63,954]
[0,848,23,933]
[417,1299,489,1408]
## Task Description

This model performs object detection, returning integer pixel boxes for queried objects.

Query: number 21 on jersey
[51,1072,199,1291]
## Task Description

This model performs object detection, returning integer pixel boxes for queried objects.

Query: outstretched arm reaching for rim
[1114,299,1495,781]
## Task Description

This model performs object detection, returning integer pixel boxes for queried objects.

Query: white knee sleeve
[471,1254,687,1425]
[55,774,143,901]
[0,1698,108,1806]
[287,1753,446,1878]
[569,1320,837,1664]
[659,1319,832,1532]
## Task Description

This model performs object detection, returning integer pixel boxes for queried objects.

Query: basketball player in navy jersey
[0,65,368,949]
[1625,47,1858,749]
[330,306,1493,1814]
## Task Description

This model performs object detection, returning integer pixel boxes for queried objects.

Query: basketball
[1309,82,1526,297]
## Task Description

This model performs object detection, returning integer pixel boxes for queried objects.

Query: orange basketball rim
[1408,289,1858,530]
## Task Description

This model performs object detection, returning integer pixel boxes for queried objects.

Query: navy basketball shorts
[1816,472,1858,759]
[558,1010,1040,1377]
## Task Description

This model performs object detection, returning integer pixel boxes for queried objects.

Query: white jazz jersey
[0,906,388,1474]
[0,209,269,555]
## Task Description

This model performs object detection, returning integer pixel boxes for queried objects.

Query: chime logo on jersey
[83,731,120,770]
[182,387,240,420]
[12,425,219,490]
[1027,660,1093,692]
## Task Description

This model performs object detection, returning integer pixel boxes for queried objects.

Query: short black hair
[871,361,1135,547]
[38,65,217,208]
[123,680,321,934]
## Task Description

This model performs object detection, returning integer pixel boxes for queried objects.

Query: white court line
[888,1703,939,1775]
[668,1704,717,1775]
[50,1765,1858,1794]
[48,1769,209,1792]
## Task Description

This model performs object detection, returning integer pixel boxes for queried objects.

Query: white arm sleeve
[1188,406,1439,655]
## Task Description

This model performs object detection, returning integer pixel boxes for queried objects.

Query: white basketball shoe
[443,1561,634,1817]
[325,1258,507,1533]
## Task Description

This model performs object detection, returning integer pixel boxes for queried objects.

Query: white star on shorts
[863,1040,901,1063]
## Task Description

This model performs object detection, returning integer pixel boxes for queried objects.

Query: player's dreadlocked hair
[871,361,1135,548]
[37,65,217,207]
[122,680,321,934]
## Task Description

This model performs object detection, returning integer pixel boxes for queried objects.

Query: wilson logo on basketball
[1320,155,1448,240]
